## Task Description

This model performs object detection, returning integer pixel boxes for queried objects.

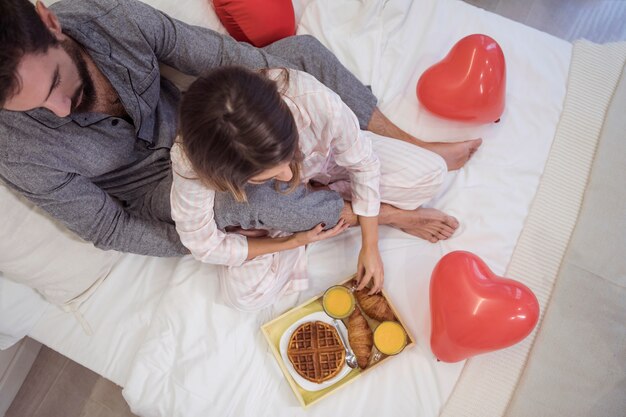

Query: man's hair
[0,0,59,107]
[179,66,301,202]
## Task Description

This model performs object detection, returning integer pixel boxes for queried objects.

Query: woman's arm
[245,220,348,260]
[286,70,385,291]
[356,216,384,294]
[170,144,249,266]
[318,73,384,292]
[171,143,349,264]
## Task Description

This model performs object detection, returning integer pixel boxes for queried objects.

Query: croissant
[348,308,373,369]
[354,288,395,322]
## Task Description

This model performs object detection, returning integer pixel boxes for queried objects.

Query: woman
[171,66,455,311]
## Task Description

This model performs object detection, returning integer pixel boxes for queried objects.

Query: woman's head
[179,66,300,202]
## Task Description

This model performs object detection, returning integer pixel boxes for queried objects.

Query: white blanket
[120,1,572,416]
[0,0,572,414]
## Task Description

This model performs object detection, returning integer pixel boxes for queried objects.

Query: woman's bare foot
[387,207,459,242]
[422,139,483,171]
[340,202,459,242]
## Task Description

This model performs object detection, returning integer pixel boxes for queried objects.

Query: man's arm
[0,160,187,257]
[123,0,377,129]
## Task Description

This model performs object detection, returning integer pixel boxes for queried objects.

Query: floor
[6,1,626,417]
[6,345,136,417]
[463,0,626,43]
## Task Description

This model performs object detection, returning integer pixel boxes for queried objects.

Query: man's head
[0,0,95,116]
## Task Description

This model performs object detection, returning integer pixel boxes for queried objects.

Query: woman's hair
[179,66,301,202]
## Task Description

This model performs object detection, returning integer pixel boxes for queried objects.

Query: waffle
[287,321,346,383]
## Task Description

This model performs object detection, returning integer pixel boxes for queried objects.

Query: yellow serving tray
[261,274,415,408]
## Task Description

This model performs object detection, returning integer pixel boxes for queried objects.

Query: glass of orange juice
[373,321,407,358]
[322,285,356,319]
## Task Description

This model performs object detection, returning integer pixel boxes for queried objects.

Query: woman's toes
[444,215,459,229]
[438,223,456,235]
[440,228,454,238]
[437,230,451,240]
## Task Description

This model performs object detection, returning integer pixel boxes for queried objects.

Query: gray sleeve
[0,161,187,257]
[124,0,377,129]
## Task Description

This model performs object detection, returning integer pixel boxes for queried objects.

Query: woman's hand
[355,216,383,294]
[292,219,349,246]
[356,243,384,295]
[245,219,348,260]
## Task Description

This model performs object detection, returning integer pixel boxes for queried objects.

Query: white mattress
[11,0,572,416]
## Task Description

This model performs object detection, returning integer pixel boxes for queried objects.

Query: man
[0,0,481,257]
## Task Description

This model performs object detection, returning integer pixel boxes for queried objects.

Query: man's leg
[367,109,483,171]
[213,181,344,232]
[264,35,482,170]
[137,168,342,233]
[213,182,338,310]
[263,34,377,130]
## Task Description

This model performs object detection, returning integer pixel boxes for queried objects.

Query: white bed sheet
[27,255,177,385]
[8,0,572,415]
[122,1,571,416]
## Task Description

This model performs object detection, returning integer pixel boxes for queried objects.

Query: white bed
[4,0,622,416]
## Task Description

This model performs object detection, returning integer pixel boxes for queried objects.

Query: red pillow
[213,0,296,47]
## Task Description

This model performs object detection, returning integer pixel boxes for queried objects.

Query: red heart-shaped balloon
[430,251,539,362]
[417,34,506,123]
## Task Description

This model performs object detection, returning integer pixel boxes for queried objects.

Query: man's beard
[61,39,95,113]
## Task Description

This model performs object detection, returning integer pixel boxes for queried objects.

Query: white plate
[279,311,352,392]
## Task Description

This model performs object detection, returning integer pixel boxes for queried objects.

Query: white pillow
[0,181,121,310]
